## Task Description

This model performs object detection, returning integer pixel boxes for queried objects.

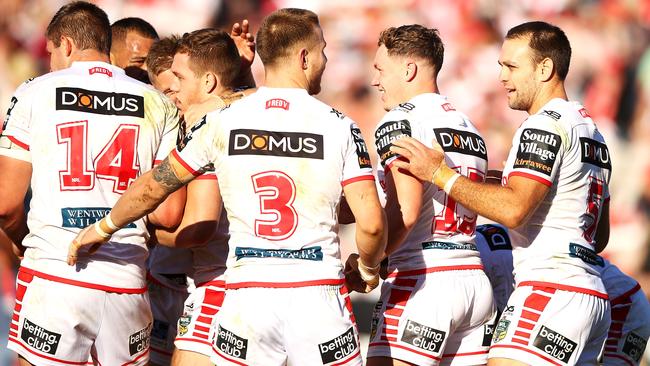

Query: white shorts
[7,268,152,366]
[211,283,362,366]
[489,284,610,365]
[367,269,496,366]
[601,285,650,365]
[147,275,189,365]
[174,280,225,357]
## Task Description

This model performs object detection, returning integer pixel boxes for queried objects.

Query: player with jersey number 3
[69,7,387,366]
[390,21,612,366]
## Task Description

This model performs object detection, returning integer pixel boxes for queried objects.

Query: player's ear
[300,48,309,70]
[537,57,554,82]
[405,61,417,82]
[204,72,218,94]
[61,36,73,57]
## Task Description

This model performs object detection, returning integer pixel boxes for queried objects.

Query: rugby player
[365,25,495,366]
[69,8,387,365]
[390,21,612,365]
[110,17,159,82]
[0,2,179,365]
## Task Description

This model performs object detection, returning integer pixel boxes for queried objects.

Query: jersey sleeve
[373,109,413,170]
[172,111,223,177]
[506,115,565,187]
[341,120,374,186]
[0,81,34,161]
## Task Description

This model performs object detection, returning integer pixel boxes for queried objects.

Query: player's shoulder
[476,224,512,251]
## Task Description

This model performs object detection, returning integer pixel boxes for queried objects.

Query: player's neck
[263,68,309,91]
[69,49,110,64]
[528,82,568,115]
[403,80,440,102]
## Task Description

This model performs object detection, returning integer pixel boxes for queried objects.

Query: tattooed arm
[67,156,201,265]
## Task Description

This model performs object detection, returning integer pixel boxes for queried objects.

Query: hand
[344,253,380,293]
[230,19,255,68]
[389,137,445,182]
[67,224,109,265]
[184,96,225,126]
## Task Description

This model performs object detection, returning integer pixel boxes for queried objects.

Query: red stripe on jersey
[517,320,535,331]
[339,286,357,326]
[194,324,211,333]
[518,281,608,299]
[195,280,225,288]
[508,171,552,187]
[511,338,529,346]
[392,278,418,288]
[9,337,90,365]
[203,288,226,307]
[387,288,412,308]
[368,341,442,361]
[20,267,146,294]
[602,353,635,366]
[191,331,209,340]
[341,174,374,187]
[170,149,202,177]
[200,305,219,316]
[520,310,540,323]
[384,318,399,327]
[196,316,212,325]
[611,284,641,306]
[523,292,553,312]
[490,344,562,366]
[226,278,343,289]
[195,174,217,180]
[387,264,483,278]
[330,348,361,366]
[384,328,398,335]
[514,331,531,339]
[121,348,150,366]
[7,136,30,150]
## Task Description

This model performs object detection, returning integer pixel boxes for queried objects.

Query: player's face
[372,45,405,111]
[150,69,179,105]
[112,31,155,70]
[498,37,540,113]
[170,52,204,113]
[305,27,327,95]
[46,39,68,72]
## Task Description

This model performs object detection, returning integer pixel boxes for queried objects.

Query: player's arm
[343,179,387,292]
[594,199,609,253]
[0,153,30,248]
[230,19,256,88]
[390,137,548,228]
[383,165,422,256]
[147,171,186,229]
[154,177,221,248]
[68,154,199,264]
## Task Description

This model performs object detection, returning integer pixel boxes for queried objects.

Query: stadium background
[1,0,650,364]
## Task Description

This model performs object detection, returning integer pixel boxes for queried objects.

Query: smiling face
[372,45,407,111]
[498,37,540,113]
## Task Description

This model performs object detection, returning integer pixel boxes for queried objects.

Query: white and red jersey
[0,61,179,292]
[375,93,488,273]
[502,98,611,296]
[173,87,374,287]
[475,224,515,313]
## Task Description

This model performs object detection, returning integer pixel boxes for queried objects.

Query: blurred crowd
[1,0,650,321]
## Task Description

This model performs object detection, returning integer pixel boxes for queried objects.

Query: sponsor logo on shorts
[177,315,191,337]
[533,325,577,363]
[61,207,136,229]
[370,301,383,340]
[568,243,604,266]
[234,246,323,261]
[375,120,411,166]
[622,332,647,362]
[20,318,61,355]
[2,96,17,133]
[88,66,112,77]
[476,224,512,251]
[492,318,510,344]
[350,124,371,169]
[421,241,477,251]
[541,110,562,120]
[176,116,207,151]
[434,128,487,160]
[265,98,289,110]
[151,320,170,349]
[56,87,144,117]
[216,325,248,360]
[129,323,152,356]
[318,327,358,364]
[514,128,561,176]
[401,319,446,354]
[483,322,496,347]
[579,137,611,170]
[229,129,324,159]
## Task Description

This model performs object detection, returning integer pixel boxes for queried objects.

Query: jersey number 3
[57,121,139,194]
[252,171,298,240]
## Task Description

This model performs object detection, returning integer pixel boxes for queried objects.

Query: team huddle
[0,1,648,366]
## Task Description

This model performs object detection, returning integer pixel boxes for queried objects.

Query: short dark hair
[378,25,444,76]
[46,1,111,55]
[111,17,159,45]
[506,21,571,80]
[176,28,241,88]
[256,8,320,66]
[146,35,181,78]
